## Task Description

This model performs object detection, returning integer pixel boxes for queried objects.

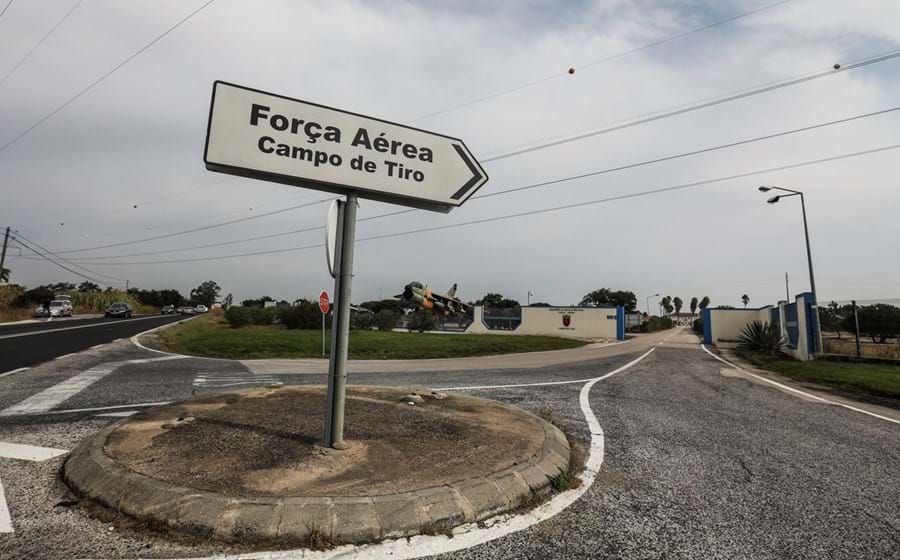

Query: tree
[374,309,399,331]
[659,295,673,315]
[242,296,274,308]
[690,297,699,317]
[819,301,846,338]
[477,293,505,307]
[578,288,638,312]
[190,280,220,307]
[77,281,101,293]
[673,297,683,315]
[741,294,750,308]
[842,304,900,343]
[699,296,710,311]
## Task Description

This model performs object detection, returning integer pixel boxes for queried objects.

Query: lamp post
[527,290,534,306]
[646,293,659,316]
[759,185,821,353]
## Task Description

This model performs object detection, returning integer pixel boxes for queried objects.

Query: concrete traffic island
[63,386,570,547]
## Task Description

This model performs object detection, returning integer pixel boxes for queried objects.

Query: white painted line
[42,401,171,415]
[0,441,68,461]
[149,349,656,560]
[0,364,120,416]
[90,344,104,350]
[0,476,12,533]
[53,353,77,361]
[129,316,203,357]
[193,381,280,388]
[95,411,139,418]
[0,315,172,340]
[0,367,29,379]
[700,345,900,426]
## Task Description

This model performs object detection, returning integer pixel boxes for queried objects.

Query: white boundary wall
[466,306,623,340]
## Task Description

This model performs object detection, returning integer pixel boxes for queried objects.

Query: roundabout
[63,386,570,546]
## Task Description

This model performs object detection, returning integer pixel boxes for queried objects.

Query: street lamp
[758,185,817,299]
[646,293,659,316]
[527,290,534,306]
[759,185,821,354]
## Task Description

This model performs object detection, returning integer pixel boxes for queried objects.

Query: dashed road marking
[0,442,69,534]
[192,372,282,390]
[53,353,77,361]
[0,363,121,416]
[0,367,29,379]
[95,411,140,418]
[43,401,171,415]
[701,345,900,426]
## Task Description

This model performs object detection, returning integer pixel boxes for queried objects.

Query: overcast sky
[1,0,899,309]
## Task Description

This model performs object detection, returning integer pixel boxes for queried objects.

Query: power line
[48,197,334,255]
[411,0,794,122]
[11,230,127,283]
[0,0,13,22]
[479,47,900,163]
[9,236,122,287]
[0,0,217,155]
[63,141,900,265]
[32,104,900,262]
[0,0,84,88]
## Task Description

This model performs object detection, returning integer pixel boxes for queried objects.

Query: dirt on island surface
[105,385,546,497]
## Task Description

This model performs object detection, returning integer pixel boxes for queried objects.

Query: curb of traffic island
[62,397,570,546]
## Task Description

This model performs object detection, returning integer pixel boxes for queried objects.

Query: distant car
[177,306,194,315]
[194,305,208,313]
[160,305,176,315]
[48,299,73,317]
[105,302,133,318]
[34,306,50,318]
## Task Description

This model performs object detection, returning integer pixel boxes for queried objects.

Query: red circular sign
[319,291,330,314]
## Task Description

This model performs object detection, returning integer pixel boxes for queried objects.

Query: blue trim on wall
[799,292,818,354]
[702,308,712,344]
[616,306,625,340]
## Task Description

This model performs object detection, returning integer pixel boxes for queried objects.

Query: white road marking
[141,349,656,560]
[95,411,139,418]
[0,442,70,533]
[53,353,77,361]
[0,477,11,533]
[700,345,900,426]
[0,442,68,461]
[0,367,29,379]
[192,371,281,390]
[90,344,104,350]
[0,363,120,416]
[129,316,202,357]
[0,315,173,340]
[42,401,171,415]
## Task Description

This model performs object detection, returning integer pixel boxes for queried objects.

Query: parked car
[161,305,176,315]
[34,306,50,318]
[48,299,74,317]
[105,302,133,318]
[177,306,194,315]
[194,305,208,313]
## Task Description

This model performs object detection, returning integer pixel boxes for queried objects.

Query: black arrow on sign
[450,144,485,200]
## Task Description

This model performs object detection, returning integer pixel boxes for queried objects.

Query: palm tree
[673,297,683,315]
[690,297,698,318]
[699,296,710,311]
[741,294,750,308]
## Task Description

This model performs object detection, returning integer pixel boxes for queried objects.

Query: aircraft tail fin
[446,283,458,298]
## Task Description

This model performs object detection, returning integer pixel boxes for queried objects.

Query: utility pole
[785,272,790,302]
[0,226,9,283]
[852,300,861,360]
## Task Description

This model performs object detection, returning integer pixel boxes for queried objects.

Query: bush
[374,309,399,331]
[225,306,252,328]
[641,316,673,332]
[693,317,703,335]
[737,320,787,355]
[278,303,323,329]
[350,311,373,330]
[407,310,436,333]
[250,307,278,326]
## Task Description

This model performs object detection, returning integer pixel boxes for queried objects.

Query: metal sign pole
[322,312,325,356]
[324,194,357,449]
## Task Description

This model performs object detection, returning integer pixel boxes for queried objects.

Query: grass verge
[160,314,587,360]
[738,350,900,404]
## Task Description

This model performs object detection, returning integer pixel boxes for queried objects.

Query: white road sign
[204,81,488,212]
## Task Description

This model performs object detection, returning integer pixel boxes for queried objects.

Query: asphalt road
[0,315,185,374]
[0,329,898,559]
